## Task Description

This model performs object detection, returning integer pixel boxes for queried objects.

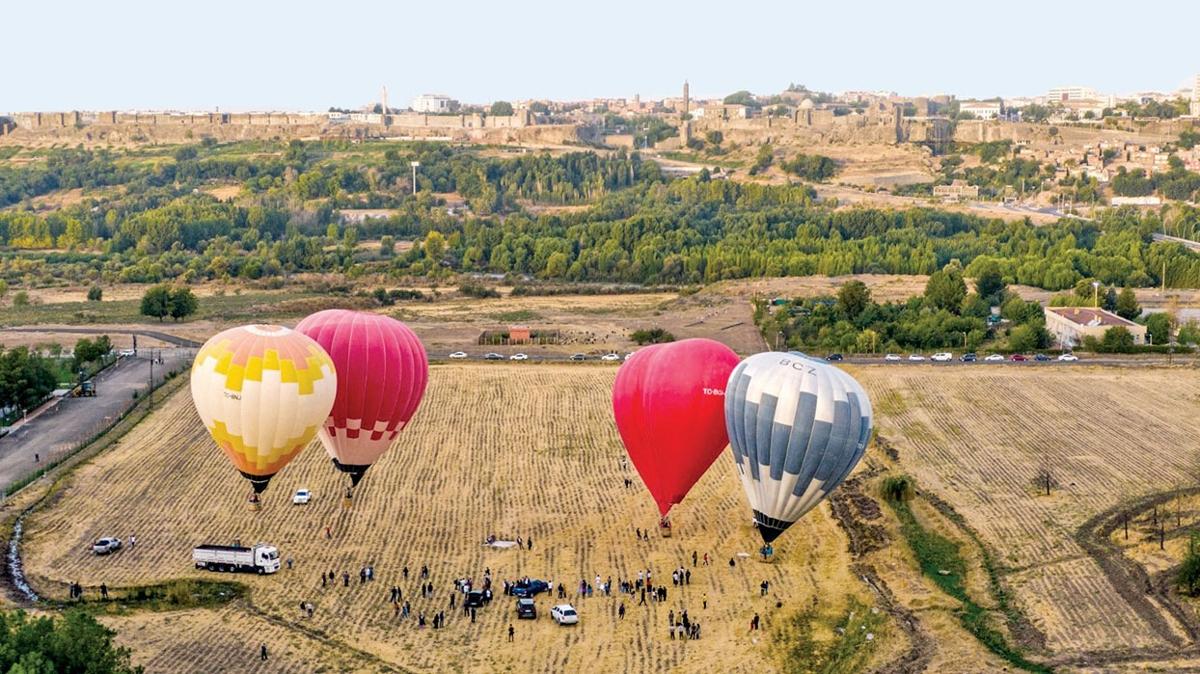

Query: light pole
[410,161,420,196]
[1092,281,1100,308]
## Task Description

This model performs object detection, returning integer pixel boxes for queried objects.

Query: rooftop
[1046,306,1138,328]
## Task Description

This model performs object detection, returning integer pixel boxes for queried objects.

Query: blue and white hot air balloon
[725,352,873,544]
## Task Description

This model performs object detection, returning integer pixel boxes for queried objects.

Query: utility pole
[1092,281,1100,308]
[410,161,420,196]
[148,349,155,406]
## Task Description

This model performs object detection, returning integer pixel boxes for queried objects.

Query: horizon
[6,0,1199,112]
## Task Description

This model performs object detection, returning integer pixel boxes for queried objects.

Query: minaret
[381,85,389,114]
[682,80,690,118]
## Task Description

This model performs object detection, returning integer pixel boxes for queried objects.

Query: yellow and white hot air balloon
[191,325,336,496]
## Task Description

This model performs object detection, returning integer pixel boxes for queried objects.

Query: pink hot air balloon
[612,338,740,522]
[296,310,429,488]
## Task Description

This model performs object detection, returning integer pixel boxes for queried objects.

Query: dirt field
[23,364,889,673]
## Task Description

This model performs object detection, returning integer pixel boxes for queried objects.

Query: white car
[907,354,925,362]
[510,353,529,361]
[600,353,621,362]
[448,352,468,360]
[118,349,136,357]
[623,352,635,361]
[293,489,312,505]
[91,537,122,555]
[931,352,952,362]
[1057,353,1079,362]
[551,604,579,625]
[884,354,901,362]
[984,354,1005,362]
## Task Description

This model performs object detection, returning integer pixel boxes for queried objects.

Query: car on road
[984,354,1005,362]
[511,579,550,597]
[931,352,952,362]
[1057,353,1079,362]
[907,354,925,361]
[623,352,635,361]
[118,349,135,357]
[960,353,977,363]
[1033,353,1051,362]
[551,604,579,625]
[569,353,587,361]
[884,354,901,362]
[92,537,122,555]
[516,598,537,619]
[600,353,621,362]
[293,488,312,505]
[448,352,468,360]
[825,353,844,361]
[510,353,529,361]
[1009,354,1028,362]
[484,353,504,361]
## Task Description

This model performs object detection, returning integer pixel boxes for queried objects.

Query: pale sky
[5,0,1198,111]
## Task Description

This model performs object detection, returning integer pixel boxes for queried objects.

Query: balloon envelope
[191,325,336,494]
[295,309,428,485]
[725,352,873,543]
[612,338,740,516]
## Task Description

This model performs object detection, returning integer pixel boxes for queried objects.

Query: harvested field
[23,364,879,673]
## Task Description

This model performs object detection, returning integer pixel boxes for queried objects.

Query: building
[932,179,980,201]
[1048,86,1100,102]
[1044,307,1147,348]
[411,94,458,114]
[959,100,1003,120]
[1192,73,1200,117]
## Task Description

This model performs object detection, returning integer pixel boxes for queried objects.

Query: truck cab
[255,545,281,573]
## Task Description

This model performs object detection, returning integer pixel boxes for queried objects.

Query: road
[0,349,192,492]
[0,327,200,348]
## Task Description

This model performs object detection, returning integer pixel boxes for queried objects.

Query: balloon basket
[658,519,672,538]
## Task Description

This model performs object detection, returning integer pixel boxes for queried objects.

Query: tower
[381,85,389,115]
[1192,74,1200,117]
[682,80,690,118]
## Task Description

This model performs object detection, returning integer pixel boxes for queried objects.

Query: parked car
[510,353,529,361]
[1033,353,1051,362]
[516,598,537,619]
[91,537,122,555]
[960,353,977,362]
[884,354,901,362]
[907,354,925,361]
[600,353,621,362]
[1010,354,1027,362]
[448,351,468,359]
[825,353,844,361]
[551,604,579,625]
[623,352,635,361]
[464,590,486,608]
[118,349,136,357]
[484,353,504,361]
[292,488,312,505]
[569,353,587,361]
[511,579,550,597]
[984,354,1005,362]
[931,352,952,362]
[1057,353,1079,362]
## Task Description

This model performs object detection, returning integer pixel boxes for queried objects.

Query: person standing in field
[618,603,626,619]
[507,623,515,642]
[260,643,268,661]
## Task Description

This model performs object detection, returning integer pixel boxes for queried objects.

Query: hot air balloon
[295,309,428,489]
[725,352,873,544]
[612,338,740,529]
[191,324,336,497]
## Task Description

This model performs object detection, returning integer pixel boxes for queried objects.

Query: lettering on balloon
[777,358,816,376]
[702,387,725,396]
[223,392,242,401]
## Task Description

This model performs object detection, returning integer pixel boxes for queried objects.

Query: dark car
[465,590,486,608]
[825,353,844,361]
[960,353,977,363]
[516,598,537,619]
[484,353,504,360]
[1033,353,1051,362]
[569,354,587,362]
[1009,354,1027,362]
[511,579,550,598]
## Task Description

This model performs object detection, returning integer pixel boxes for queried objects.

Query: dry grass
[24,364,876,673]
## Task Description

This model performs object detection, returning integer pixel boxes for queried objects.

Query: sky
[5,0,1199,112]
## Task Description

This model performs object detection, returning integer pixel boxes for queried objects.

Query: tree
[490,101,514,116]
[630,328,675,345]
[0,610,140,673]
[1115,287,1141,320]
[87,285,103,302]
[140,285,171,322]
[0,280,6,298]
[423,231,446,264]
[974,261,1006,305]
[836,281,871,320]
[379,235,395,257]
[705,131,724,147]
[73,336,112,371]
[1145,312,1174,345]
[12,291,29,307]
[924,267,967,312]
[168,287,198,321]
[1100,326,1136,353]
[1008,324,1041,352]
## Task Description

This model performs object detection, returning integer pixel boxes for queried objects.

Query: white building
[959,100,1003,120]
[411,94,457,114]
[1048,86,1100,102]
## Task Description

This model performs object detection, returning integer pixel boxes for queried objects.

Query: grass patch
[772,595,886,673]
[490,310,543,322]
[44,579,245,615]
[0,290,322,326]
[887,497,1051,673]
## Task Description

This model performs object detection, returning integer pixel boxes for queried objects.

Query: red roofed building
[1044,306,1147,348]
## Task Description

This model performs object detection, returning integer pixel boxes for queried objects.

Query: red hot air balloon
[612,338,740,523]
[296,310,429,488]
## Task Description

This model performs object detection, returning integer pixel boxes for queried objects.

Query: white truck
[192,543,281,574]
